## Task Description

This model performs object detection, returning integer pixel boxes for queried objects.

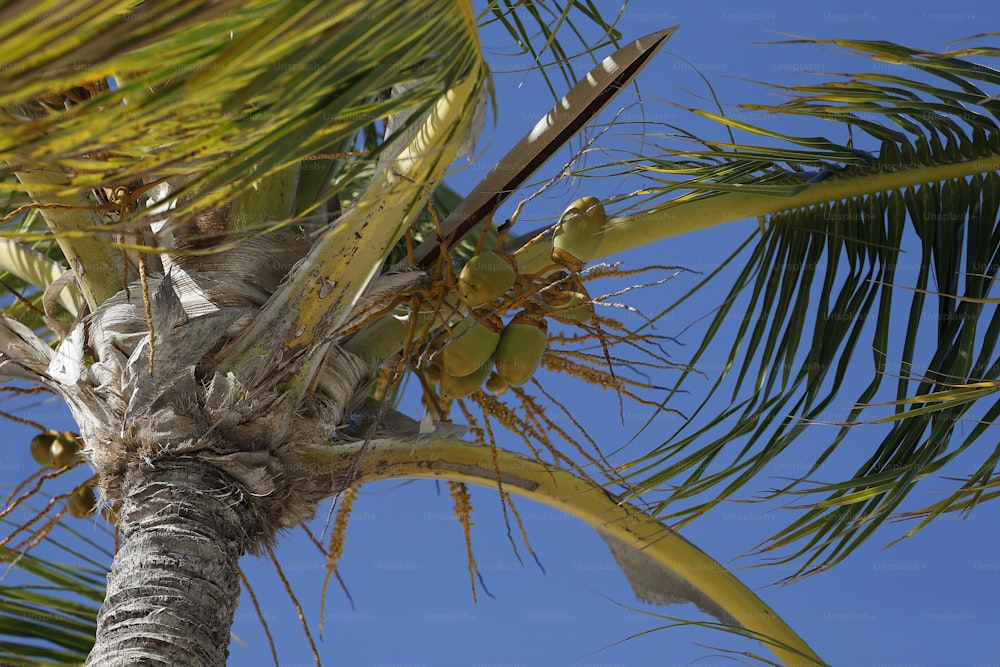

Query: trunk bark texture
[86,458,261,666]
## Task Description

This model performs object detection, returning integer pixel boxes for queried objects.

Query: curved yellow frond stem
[305,435,826,667]
[513,155,997,275]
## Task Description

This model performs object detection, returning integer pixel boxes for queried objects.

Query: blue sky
[3,1,1000,666]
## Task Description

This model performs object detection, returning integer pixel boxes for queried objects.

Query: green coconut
[485,372,509,395]
[50,432,80,467]
[551,197,606,271]
[67,486,96,519]
[440,361,493,399]
[458,250,517,307]
[494,311,548,386]
[442,316,503,377]
[29,431,57,467]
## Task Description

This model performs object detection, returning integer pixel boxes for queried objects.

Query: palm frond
[479,0,624,98]
[304,421,825,667]
[0,519,109,666]
[1,0,486,305]
[599,36,1000,574]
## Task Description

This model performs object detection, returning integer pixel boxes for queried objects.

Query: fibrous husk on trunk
[3,238,375,545]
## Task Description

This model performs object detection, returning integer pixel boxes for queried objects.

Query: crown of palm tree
[1,2,998,665]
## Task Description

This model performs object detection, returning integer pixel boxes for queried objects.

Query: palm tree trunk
[86,458,261,666]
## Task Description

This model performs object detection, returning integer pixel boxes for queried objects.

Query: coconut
[29,431,57,467]
[485,373,508,395]
[458,250,517,306]
[442,315,503,377]
[49,432,80,467]
[551,197,606,271]
[439,361,493,399]
[67,486,96,518]
[494,311,548,386]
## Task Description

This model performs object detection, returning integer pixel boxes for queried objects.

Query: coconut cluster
[423,197,606,399]
[29,429,81,469]
[26,430,99,518]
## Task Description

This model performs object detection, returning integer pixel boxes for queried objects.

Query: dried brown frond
[447,480,480,603]
[238,567,279,667]
[320,486,359,632]
[267,543,322,667]
[501,490,544,573]
[0,409,47,431]
[465,397,524,566]
[0,474,95,557]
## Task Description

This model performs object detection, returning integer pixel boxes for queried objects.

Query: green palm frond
[1,0,477,189]
[0,519,109,666]
[1,0,621,209]
[1,0,484,305]
[598,37,1000,575]
[479,0,623,98]
[0,0,622,313]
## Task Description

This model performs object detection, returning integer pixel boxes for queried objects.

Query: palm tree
[1,2,997,665]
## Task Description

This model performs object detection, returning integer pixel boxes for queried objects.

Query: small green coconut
[458,250,517,307]
[493,311,548,387]
[551,197,606,271]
